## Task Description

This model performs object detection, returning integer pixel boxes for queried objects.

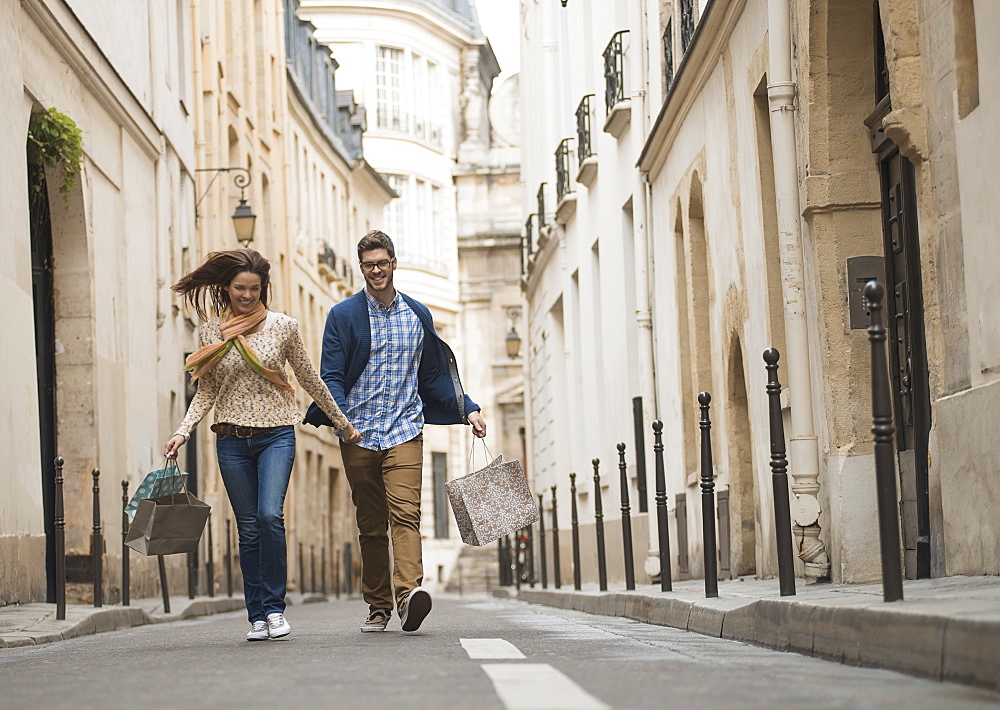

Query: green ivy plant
[27,107,83,195]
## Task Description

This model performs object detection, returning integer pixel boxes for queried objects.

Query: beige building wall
[1,0,195,604]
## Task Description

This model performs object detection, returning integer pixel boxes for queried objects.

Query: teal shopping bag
[124,458,189,521]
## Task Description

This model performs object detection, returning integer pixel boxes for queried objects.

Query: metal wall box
[847,256,886,329]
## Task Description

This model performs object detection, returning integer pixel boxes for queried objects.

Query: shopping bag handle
[468,437,494,472]
[161,454,193,506]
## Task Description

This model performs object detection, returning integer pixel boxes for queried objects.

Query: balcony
[575,94,598,186]
[602,30,631,138]
[317,243,354,288]
[555,138,577,224]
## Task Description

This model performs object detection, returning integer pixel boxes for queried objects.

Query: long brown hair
[172,248,272,320]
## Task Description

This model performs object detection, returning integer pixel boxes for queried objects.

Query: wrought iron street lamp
[505,307,522,359]
[195,167,257,247]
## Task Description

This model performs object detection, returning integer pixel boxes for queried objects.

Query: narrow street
[2,596,997,710]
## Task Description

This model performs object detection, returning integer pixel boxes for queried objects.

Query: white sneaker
[247,620,269,641]
[266,612,291,639]
[400,587,432,632]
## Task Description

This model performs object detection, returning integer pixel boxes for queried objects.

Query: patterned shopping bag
[445,444,539,546]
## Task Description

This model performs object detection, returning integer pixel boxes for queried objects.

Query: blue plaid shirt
[345,290,424,450]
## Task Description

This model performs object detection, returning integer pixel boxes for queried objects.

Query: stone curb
[493,588,1000,692]
[0,598,247,649]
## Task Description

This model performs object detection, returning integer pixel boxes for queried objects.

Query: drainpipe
[627,0,661,579]
[767,0,829,581]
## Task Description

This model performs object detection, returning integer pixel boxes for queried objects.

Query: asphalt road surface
[2,595,998,709]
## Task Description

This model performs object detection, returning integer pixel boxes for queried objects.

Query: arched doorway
[27,134,58,602]
[726,336,757,578]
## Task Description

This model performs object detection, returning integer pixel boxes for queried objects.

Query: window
[376,46,403,130]
[681,0,696,53]
[382,173,406,241]
[663,18,675,90]
[432,452,448,539]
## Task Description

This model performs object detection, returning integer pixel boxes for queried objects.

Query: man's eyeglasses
[360,258,395,272]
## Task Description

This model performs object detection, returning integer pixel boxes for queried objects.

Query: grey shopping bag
[445,443,538,546]
[124,458,189,521]
[124,490,211,556]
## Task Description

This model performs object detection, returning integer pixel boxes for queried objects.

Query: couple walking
[163,230,486,640]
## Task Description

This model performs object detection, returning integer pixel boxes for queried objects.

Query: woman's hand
[163,435,187,458]
[340,423,362,444]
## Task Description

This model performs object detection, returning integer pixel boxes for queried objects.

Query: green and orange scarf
[184,303,294,392]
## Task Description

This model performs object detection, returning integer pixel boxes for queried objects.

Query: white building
[520,0,1000,588]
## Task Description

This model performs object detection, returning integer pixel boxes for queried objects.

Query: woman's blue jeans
[216,425,296,623]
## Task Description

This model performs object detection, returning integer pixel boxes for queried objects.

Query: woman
[163,249,360,642]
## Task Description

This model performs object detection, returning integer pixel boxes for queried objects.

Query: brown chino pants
[340,435,423,611]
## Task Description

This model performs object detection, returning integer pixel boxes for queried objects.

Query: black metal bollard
[157,555,171,613]
[311,545,317,594]
[632,397,649,513]
[866,281,904,602]
[617,444,636,591]
[764,349,796,596]
[593,458,608,592]
[699,392,719,599]
[551,486,561,589]
[321,545,327,595]
[299,541,305,594]
[497,536,505,586]
[569,473,582,590]
[205,512,215,597]
[54,457,66,620]
[652,421,673,592]
[92,468,103,608]
[334,549,342,599]
[225,518,233,597]
[514,530,523,590]
[121,480,130,606]
[538,493,548,588]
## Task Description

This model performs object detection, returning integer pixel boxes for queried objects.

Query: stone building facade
[0,0,391,605]
[520,0,999,587]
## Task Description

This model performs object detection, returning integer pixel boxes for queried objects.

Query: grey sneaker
[247,620,269,641]
[400,587,432,632]
[361,608,391,632]
[266,612,291,639]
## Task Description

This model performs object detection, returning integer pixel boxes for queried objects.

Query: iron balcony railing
[603,30,629,114]
[576,95,594,163]
[555,139,574,202]
[537,183,547,228]
[663,18,675,91]
[681,0,695,54]
[522,213,535,274]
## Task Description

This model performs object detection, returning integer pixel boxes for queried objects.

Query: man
[305,230,486,632]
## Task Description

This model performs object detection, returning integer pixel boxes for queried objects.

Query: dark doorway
[867,8,932,579]
[28,155,58,602]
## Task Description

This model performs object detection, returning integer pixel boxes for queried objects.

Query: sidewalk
[0,592,329,649]
[493,575,1000,692]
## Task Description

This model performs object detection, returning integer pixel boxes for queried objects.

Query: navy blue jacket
[304,290,479,429]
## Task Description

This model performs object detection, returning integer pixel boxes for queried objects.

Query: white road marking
[481,663,610,710]
[460,638,526,659]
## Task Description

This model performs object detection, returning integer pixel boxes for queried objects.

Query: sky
[475,0,521,79]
